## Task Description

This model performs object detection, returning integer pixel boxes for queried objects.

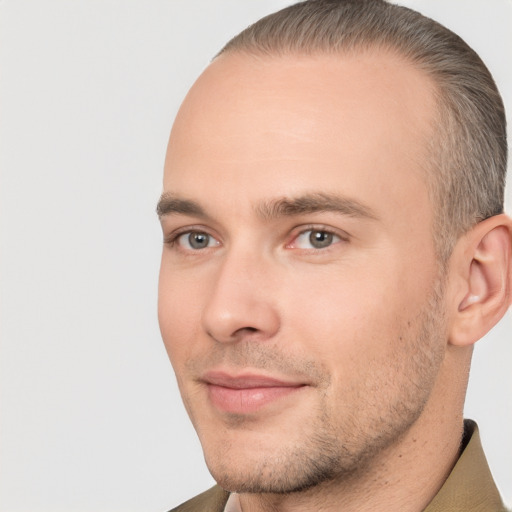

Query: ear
[448,214,512,347]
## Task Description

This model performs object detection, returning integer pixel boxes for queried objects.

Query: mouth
[201,371,307,414]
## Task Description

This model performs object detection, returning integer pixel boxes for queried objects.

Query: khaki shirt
[170,420,508,512]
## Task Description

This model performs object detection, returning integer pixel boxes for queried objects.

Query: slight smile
[202,371,307,414]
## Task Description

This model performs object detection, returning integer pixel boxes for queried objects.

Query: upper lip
[202,371,305,389]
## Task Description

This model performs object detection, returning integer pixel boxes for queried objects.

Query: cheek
[282,259,431,368]
[157,261,204,366]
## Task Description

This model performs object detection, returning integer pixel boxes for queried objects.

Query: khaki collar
[424,420,506,511]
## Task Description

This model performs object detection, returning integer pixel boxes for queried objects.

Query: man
[157,0,511,510]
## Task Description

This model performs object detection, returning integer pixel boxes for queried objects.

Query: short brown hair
[217,0,507,261]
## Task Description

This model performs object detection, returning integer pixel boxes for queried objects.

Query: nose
[201,250,280,344]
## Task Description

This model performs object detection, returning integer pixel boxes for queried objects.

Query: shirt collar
[424,419,505,511]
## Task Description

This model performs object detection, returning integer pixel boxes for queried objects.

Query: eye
[176,231,219,250]
[291,229,342,249]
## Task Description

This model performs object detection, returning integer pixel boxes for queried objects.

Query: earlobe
[448,214,512,347]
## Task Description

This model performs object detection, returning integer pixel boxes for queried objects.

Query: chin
[202,425,357,494]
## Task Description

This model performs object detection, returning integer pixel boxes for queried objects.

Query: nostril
[238,326,258,334]
[229,326,260,339]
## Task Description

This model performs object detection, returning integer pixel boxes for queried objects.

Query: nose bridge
[201,242,279,343]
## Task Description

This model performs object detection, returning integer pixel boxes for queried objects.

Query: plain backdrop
[1,1,510,511]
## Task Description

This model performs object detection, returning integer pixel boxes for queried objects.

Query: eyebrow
[156,194,209,219]
[256,192,379,221]
[156,192,378,222]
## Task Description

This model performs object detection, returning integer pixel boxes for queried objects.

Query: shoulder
[167,485,230,512]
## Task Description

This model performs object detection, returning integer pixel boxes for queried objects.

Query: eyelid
[162,223,350,252]
[163,225,221,248]
[286,225,350,250]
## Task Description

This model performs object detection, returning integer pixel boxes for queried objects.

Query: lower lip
[207,384,303,414]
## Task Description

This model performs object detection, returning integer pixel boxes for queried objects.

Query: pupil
[189,232,209,249]
[309,230,333,248]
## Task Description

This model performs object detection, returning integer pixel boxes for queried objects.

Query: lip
[202,371,306,414]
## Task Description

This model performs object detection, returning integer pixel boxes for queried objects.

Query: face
[158,50,447,493]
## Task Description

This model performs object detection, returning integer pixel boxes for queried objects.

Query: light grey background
[1,1,510,511]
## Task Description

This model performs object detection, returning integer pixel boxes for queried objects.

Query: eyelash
[163,227,216,248]
[163,225,349,253]
[287,225,348,251]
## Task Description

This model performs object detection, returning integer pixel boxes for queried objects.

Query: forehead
[164,50,437,226]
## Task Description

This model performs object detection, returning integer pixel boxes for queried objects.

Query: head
[158,0,511,497]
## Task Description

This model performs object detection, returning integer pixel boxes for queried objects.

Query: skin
[158,50,510,511]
